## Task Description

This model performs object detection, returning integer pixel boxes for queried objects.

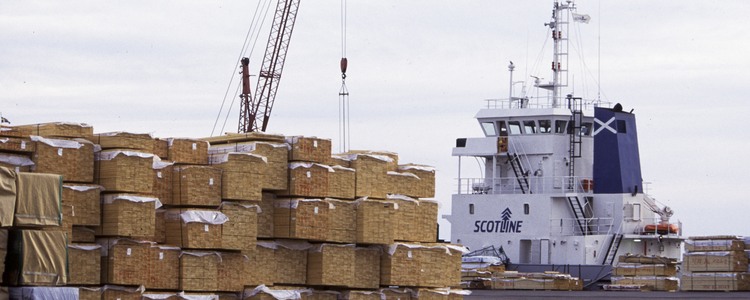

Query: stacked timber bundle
[607,254,678,291]
[490,271,583,291]
[681,236,750,291]
[0,120,459,299]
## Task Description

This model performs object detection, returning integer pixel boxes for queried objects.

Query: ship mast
[538,1,574,108]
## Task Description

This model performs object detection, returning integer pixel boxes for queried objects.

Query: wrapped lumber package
[611,276,679,291]
[91,132,155,152]
[380,288,412,300]
[275,240,312,285]
[340,291,382,300]
[355,198,396,245]
[172,165,222,207]
[326,154,351,168]
[418,245,457,288]
[167,138,209,165]
[249,242,278,286]
[71,226,96,243]
[147,245,180,290]
[618,254,678,265]
[683,251,748,272]
[152,157,174,206]
[300,290,339,300]
[180,251,221,291]
[4,230,68,286]
[286,136,332,163]
[381,243,421,287]
[306,243,355,287]
[142,292,179,300]
[681,272,750,291]
[153,138,169,159]
[398,164,435,199]
[31,136,94,183]
[280,163,331,198]
[386,171,420,199]
[210,152,267,201]
[95,150,154,193]
[15,172,62,226]
[353,247,381,289]
[325,199,356,244]
[67,243,101,285]
[16,122,93,138]
[62,184,102,226]
[416,200,439,243]
[101,285,144,300]
[8,287,79,300]
[0,125,32,138]
[165,209,227,249]
[98,238,151,285]
[209,141,289,191]
[101,194,160,238]
[258,193,275,238]
[220,201,259,251]
[328,165,355,200]
[77,287,102,300]
[0,153,34,173]
[0,136,35,154]
[0,167,17,227]
[0,229,6,283]
[348,153,390,199]
[273,198,329,241]
[613,263,678,276]
[389,195,419,242]
[685,238,745,252]
[218,251,251,292]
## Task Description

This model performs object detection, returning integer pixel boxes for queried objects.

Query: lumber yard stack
[680,236,750,291]
[0,122,468,300]
[606,254,678,291]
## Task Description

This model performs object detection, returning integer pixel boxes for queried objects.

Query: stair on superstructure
[507,153,531,194]
[602,232,624,265]
[566,195,589,235]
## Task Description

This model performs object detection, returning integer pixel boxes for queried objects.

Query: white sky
[2,1,750,240]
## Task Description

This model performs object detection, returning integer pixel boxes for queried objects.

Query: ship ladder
[566,196,588,235]
[602,233,624,265]
[567,95,583,190]
[507,153,531,194]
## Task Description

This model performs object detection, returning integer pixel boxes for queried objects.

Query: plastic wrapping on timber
[218,201,262,213]
[179,250,223,261]
[275,239,314,251]
[309,243,356,253]
[209,152,268,164]
[289,162,336,172]
[178,292,222,300]
[275,198,334,209]
[166,137,208,147]
[96,149,155,161]
[9,287,80,299]
[152,156,174,170]
[97,131,154,138]
[179,210,229,225]
[0,153,34,166]
[344,152,394,163]
[398,164,436,173]
[684,251,741,257]
[386,242,468,256]
[331,165,355,172]
[142,293,178,300]
[244,284,309,300]
[63,184,103,192]
[208,141,290,155]
[67,243,102,251]
[102,194,162,209]
[30,135,85,149]
[102,284,145,293]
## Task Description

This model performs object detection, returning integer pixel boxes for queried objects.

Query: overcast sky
[2,1,750,240]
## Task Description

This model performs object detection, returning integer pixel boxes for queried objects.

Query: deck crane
[238,0,301,133]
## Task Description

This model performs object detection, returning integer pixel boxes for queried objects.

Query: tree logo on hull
[473,207,523,233]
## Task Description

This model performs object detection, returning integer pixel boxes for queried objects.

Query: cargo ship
[443,1,683,286]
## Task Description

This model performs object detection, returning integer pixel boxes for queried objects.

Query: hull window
[469,203,475,215]
[524,203,530,215]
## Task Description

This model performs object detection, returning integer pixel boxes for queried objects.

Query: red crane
[238,0,301,133]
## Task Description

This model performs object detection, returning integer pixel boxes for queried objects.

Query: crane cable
[211,0,274,136]
[338,0,350,152]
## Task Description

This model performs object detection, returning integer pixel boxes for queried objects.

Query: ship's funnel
[593,106,643,194]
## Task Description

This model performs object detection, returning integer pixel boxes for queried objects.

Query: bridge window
[508,121,522,135]
[523,121,536,134]
[580,122,593,136]
[497,121,508,136]
[555,120,567,134]
[539,120,552,133]
[481,122,497,136]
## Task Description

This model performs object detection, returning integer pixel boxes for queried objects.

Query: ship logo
[473,207,523,233]
[501,208,512,221]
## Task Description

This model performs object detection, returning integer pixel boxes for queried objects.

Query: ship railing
[632,218,683,237]
[483,97,611,110]
[455,176,594,195]
[550,217,615,236]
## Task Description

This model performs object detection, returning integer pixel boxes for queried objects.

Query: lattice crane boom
[242,0,301,133]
